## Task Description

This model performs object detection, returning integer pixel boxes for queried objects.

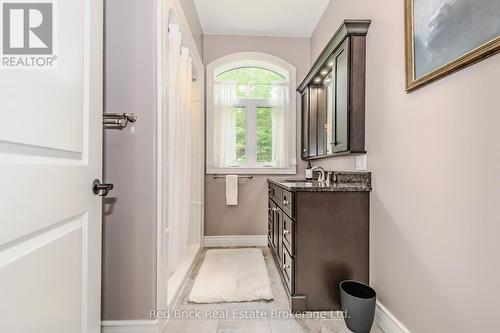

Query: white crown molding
[204,235,268,247]
[375,301,411,333]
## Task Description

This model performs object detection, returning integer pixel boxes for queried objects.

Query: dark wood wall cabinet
[267,176,371,312]
[298,20,371,160]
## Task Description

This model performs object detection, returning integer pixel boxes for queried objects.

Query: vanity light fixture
[314,77,322,83]
[327,61,334,67]
[320,69,329,76]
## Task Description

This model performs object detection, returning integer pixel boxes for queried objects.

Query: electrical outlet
[356,155,367,171]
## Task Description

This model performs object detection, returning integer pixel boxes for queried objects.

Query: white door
[0,0,103,332]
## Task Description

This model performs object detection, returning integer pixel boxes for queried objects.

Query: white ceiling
[193,0,330,37]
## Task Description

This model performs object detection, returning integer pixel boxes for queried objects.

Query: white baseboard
[204,235,268,247]
[375,301,411,333]
[101,320,160,333]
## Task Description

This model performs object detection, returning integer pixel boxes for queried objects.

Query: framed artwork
[405,0,500,92]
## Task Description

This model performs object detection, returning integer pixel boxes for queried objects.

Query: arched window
[206,53,296,174]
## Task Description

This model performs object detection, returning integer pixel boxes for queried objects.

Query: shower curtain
[167,23,193,275]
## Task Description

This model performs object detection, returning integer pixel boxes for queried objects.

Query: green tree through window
[257,107,272,163]
[217,67,285,166]
[235,107,246,163]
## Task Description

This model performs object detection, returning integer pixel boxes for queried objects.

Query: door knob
[92,179,114,197]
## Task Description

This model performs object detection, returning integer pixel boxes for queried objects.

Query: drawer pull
[283,229,290,235]
[283,264,290,269]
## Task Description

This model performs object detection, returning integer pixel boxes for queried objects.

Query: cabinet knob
[283,229,290,235]
[283,264,290,270]
[303,149,308,153]
[283,200,289,205]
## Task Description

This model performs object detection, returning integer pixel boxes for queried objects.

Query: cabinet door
[309,87,318,157]
[317,85,327,156]
[268,199,274,245]
[277,209,283,265]
[273,207,281,258]
[331,38,349,153]
[301,89,310,159]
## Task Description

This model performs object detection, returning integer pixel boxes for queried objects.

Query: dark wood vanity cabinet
[298,20,370,159]
[268,180,370,312]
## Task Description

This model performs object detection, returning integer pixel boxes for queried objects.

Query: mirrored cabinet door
[330,38,349,154]
[317,38,349,156]
[324,71,335,155]
[301,89,310,159]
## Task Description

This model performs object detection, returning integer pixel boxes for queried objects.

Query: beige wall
[102,0,158,320]
[311,1,500,332]
[203,35,311,236]
[179,0,203,55]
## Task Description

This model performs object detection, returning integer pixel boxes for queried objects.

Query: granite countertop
[268,171,372,192]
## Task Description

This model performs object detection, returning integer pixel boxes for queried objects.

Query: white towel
[225,175,238,206]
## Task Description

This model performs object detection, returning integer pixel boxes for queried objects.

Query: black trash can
[339,280,377,333]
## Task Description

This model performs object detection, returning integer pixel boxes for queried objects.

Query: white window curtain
[272,82,292,168]
[212,81,237,168]
[167,23,193,275]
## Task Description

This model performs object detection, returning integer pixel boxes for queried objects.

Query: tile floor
[165,247,383,333]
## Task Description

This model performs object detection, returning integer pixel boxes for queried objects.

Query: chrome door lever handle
[92,179,114,197]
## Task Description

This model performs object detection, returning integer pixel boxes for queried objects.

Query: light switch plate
[356,155,367,171]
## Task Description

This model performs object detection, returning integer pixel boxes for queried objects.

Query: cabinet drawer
[282,247,294,293]
[282,213,294,256]
[281,190,294,218]
[269,184,283,206]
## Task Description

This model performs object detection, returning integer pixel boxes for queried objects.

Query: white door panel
[0,0,103,332]
[0,218,84,333]
[0,0,87,152]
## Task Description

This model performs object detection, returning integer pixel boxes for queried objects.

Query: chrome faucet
[311,166,325,182]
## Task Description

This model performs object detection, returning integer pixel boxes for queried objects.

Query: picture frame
[405,0,500,92]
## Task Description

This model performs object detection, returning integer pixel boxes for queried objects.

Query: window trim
[206,52,297,175]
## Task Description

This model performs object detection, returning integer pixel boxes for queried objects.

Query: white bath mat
[188,248,274,303]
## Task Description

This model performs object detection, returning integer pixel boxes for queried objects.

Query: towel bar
[103,113,137,129]
[213,175,253,179]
